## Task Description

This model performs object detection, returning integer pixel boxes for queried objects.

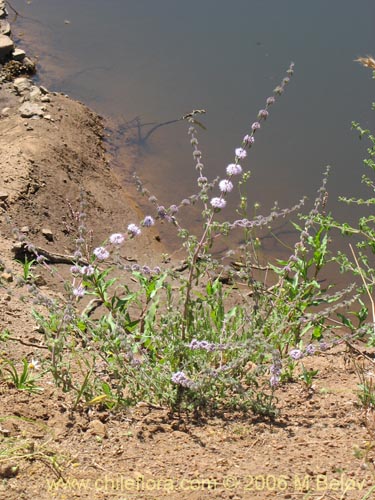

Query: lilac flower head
[319,341,329,352]
[73,285,85,298]
[197,176,208,186]
[243,134,255,145]
[93,246,110,261]
[127,224,141,237]
[289,348,304,360]
[142,265,151,275]
[168,204,179,215]
[157,206,167,219]
[219,179,234,193]
[210,197,226,209]
[305,344,316,356]
[266,96,276,105]
[143,215,155,227]
[258,109,269,120]
[270,375,280,388]
[226,163,242,176]
[171,371,195,389]
[70,265,81,274]
[109,233,125,245]
[80,265,95,276]
[189,339,215,351]
[235,147,247,159]
[251,122,261,131]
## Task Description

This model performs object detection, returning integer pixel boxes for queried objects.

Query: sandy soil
[1,15,375,500]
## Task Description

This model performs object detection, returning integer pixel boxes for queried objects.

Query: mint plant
[10,61,361,417]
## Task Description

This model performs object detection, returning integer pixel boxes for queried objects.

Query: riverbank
[1,6,375,500]
[0,2,163,268]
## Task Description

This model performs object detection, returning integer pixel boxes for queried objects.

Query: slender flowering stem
[181,63,296,343]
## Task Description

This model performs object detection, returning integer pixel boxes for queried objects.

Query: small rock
[88,419,107,438]
[0,9,5,19]
[19,102,44,118]
[20,226,30,233]
[41,228,54,242]
[0,465,19,479]
[22,57,36,72]
[44,114,53,121]
[1,272,13,283]
[1,107,10,117]
[29,86,41,101]
[14,77,32,93]
[0,20,11,36]
[39,86,49,95]
[34,275,47,287]
[40,95,50,103]
[12,48,26,61]
[0,191,9,201]
[0,34,13,60]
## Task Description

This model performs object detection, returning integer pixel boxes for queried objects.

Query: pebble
[0,191,9,201]
[0,20,10,35]
[1,107,10,117]
[1,272,13,282]
[88,419,108,438]
[13,77,32,94]
[29,86,41,101]
[12,47,25,61]
[41,228,54,241]
[0,34,13,59]
[19,102,44,118]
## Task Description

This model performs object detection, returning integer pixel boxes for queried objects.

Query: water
[10,0,375,259]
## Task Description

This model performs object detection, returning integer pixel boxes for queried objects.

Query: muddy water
[10,0,375,265]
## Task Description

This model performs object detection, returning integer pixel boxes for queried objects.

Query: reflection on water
[11,0,375,266]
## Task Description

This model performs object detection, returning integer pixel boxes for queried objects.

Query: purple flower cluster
[226,163,242,176]
[289,348,304,360]
[230,199,305,230]
[289,343,318,361]
[127,223,141,237]
[189,339,226,352]
[210,197,226,209]
[109,233,125,245]
[142,215,155,227]
[219,179,233,193]
[124,263,162,276]
[171,371,196,389]
[235,147,247,159]
[73,285,85,298]
[270,351,282,388]
[93,246,110,261]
